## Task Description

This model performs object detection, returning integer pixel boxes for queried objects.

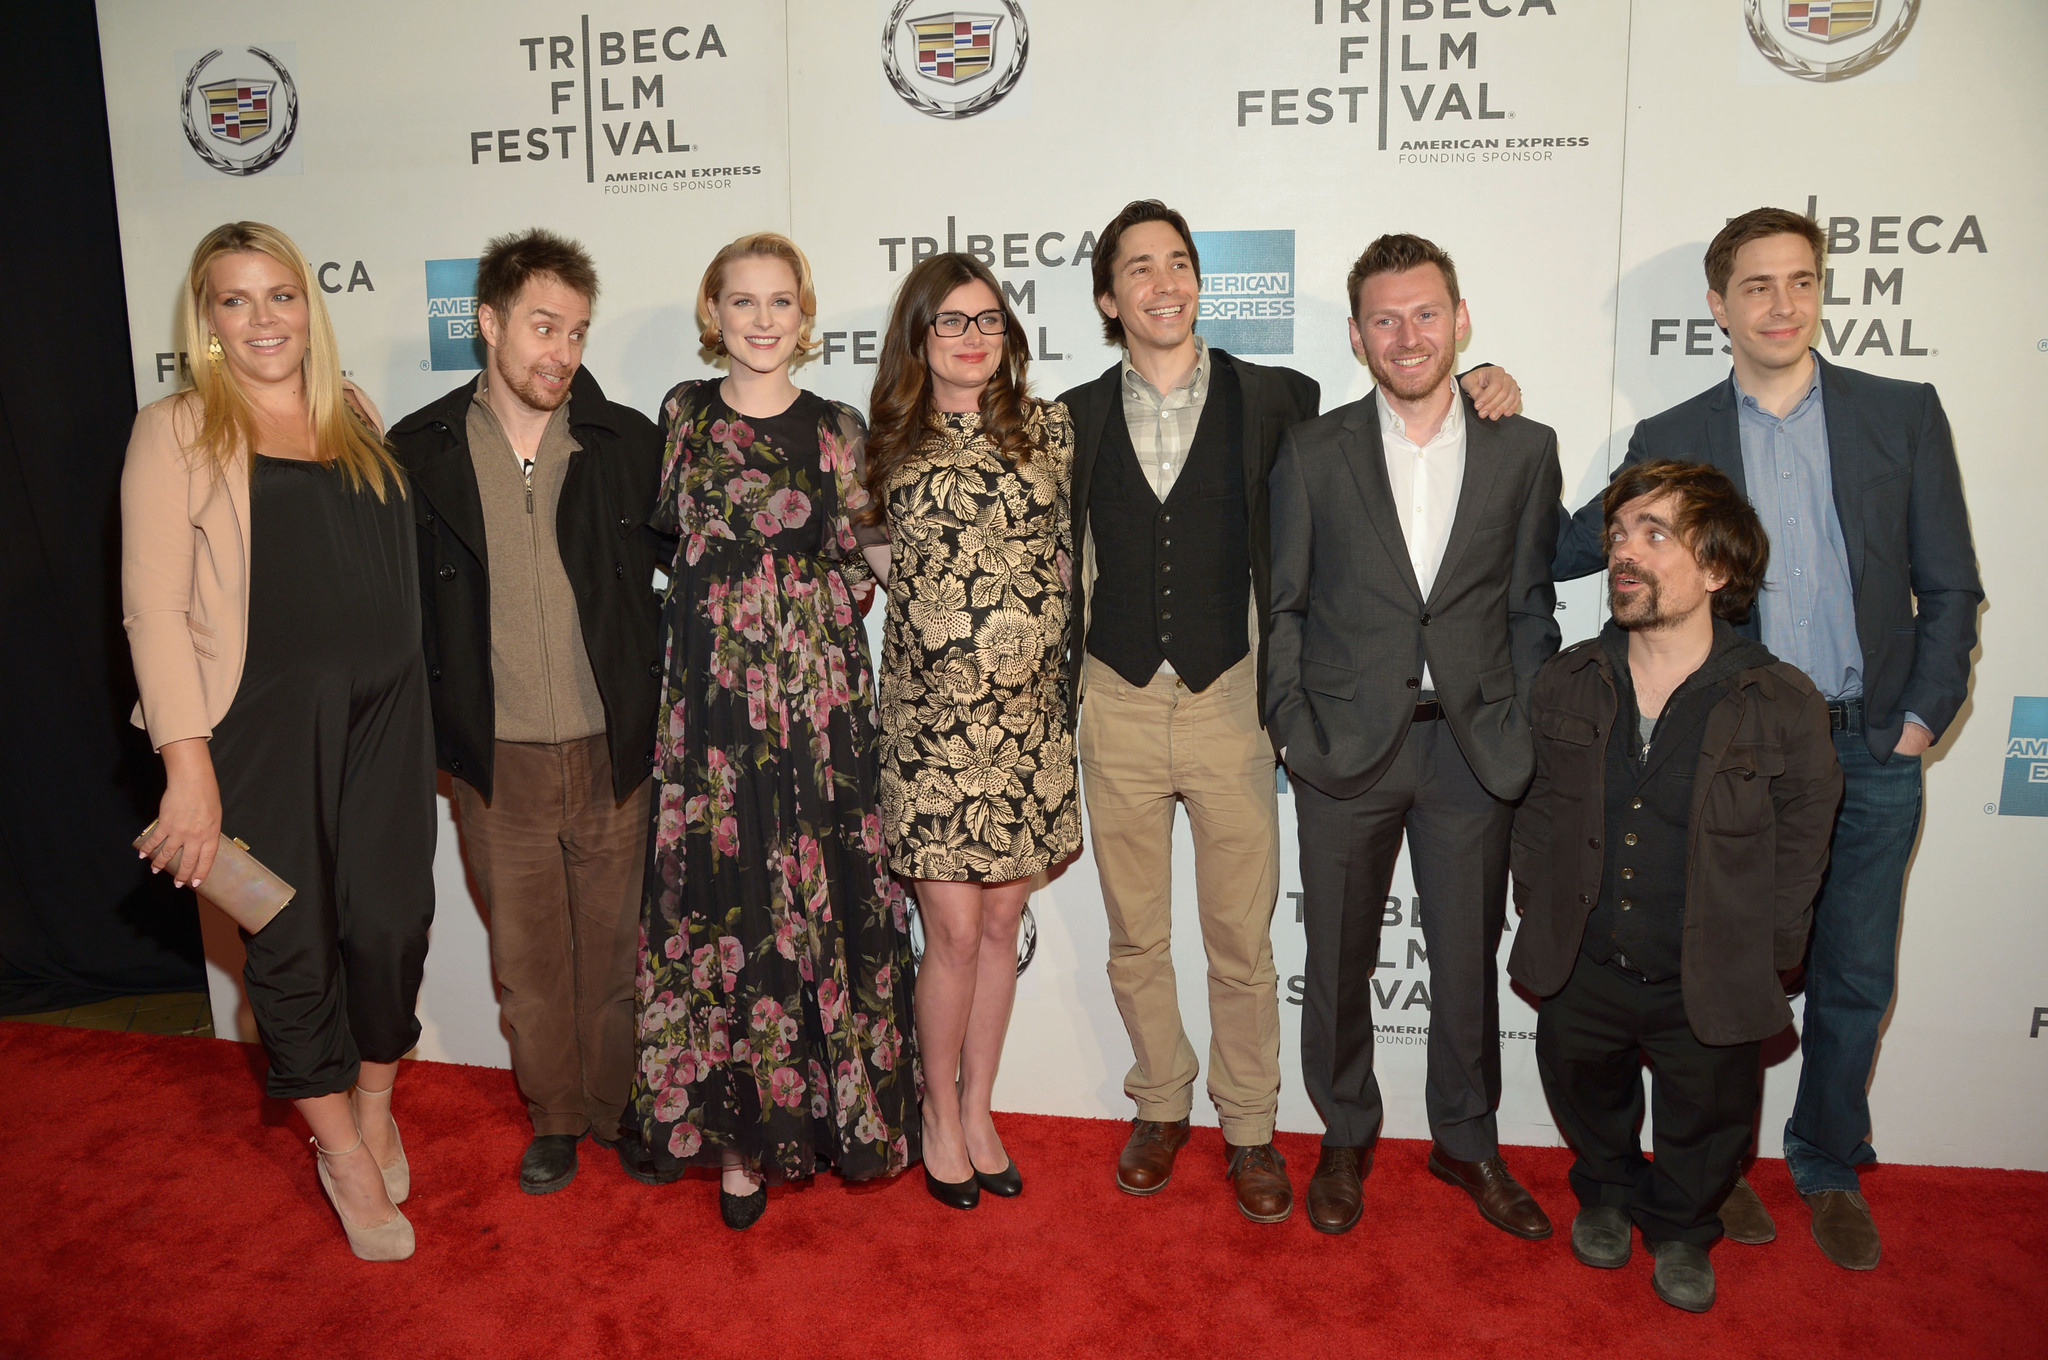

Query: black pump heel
[973,1159,1022,1197]
[924,1165,981,1210]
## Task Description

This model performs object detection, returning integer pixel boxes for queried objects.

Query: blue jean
[1783,733,1923,1194]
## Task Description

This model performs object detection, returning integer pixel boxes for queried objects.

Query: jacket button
[1588,837,1601,849]
[615,563,625,579]
[1419,612,1432,626]
[1630,797,1642,810]
[450,759,463,772]
[1619,899,1633,912]
[648,662,661,678]
[619,516,630,528]
[1406,678,1420,689]
[438,563,456,580]
[425,510,436,525]
[429,667,442,681]
[1577,893,1590,904]
[1624,832,1638,846]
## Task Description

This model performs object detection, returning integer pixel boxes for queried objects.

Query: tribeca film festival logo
[1193,231,1296,356]
[1745,0,1921,82]
[1648,193,1986,363]
[881,0,1028,120]
[468,18,754,193]
[1236,1,1592,168]
[1997,698,2048,819]
[180,46,298,176]
[425,259,486,373]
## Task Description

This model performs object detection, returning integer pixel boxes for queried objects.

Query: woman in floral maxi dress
[629,235,920,1229]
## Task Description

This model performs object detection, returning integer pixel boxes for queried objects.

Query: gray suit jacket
[1554,356,1981,760]
[1266,390,1562,801]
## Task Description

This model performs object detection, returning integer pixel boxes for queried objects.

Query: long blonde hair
[178,221,401,499]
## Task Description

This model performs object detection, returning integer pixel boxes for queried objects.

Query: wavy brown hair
[861,252,1032,525]
[1603,459,1770,621]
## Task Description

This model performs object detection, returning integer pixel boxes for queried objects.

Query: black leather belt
[1412,699,1444,723]
[1826,697,1864,733]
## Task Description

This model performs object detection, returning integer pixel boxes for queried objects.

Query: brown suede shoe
[1115,1118,1191,1196]
[1427,1145,1553,1240]
[1805,1189,1881,1270]
[1225,1142,1293,1224]
[1718,1175,1776,1245]
[1307,1144,1372,1235]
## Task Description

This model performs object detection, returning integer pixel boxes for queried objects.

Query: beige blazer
[121,384,383,750]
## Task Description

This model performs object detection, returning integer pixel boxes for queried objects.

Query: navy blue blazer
[1555,355,1982,761]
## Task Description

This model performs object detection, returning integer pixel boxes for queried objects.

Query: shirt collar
[1121,336,1209,405]
[1374,384,1464,448]
[1732,350,1823,419]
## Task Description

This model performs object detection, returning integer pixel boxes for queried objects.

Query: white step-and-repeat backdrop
[98,1,2045,1170]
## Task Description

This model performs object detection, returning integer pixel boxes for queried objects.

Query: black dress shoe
[600,1132,684,1187]
[519,1134,580,1194]
[925,1165,981,1210]
[973,1159,1022,1197]
[720,1184,768,1230]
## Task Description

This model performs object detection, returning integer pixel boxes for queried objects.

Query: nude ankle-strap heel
[312,1132,414,1262]
[351,1083,409,1204]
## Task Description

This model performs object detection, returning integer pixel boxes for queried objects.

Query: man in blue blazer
[1555,207,1982,1271]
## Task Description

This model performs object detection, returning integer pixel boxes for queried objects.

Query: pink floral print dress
[629,381,921,1183]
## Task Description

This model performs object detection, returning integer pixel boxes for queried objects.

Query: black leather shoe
[599,1132,683,1186]
[720,1184,768,1230]
[974,1158,1022,1197]
[925,1165,981,1210]
[519,1134,580,1194]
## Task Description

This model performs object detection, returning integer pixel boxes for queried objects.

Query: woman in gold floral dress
[864,253,1080,1210]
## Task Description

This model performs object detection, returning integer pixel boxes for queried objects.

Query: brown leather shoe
[1307,1144,1372,1235]
[1225,1142,1293,1224]
[1718,1175,1776,1245]
[1427,1145,1552,1240]
[1804,1189,1881,1270]
[1115,1118,1191,1196]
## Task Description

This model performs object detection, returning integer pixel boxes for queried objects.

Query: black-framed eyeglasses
[931,309,1006,337]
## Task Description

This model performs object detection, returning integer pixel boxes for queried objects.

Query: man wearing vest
[1060,202,1520,1223]
[1267,234,1561,1240]
[389,230,666,1193]
[1554,208,1982,1269]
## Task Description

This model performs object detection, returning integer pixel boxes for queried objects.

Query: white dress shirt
[1376,387,1466,693]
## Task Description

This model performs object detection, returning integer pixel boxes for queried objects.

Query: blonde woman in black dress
[863,253,1081,1209]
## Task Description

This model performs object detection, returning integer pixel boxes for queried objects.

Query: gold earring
[207,334,223,363]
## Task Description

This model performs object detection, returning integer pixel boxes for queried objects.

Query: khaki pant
[453,736,648,1141]
[1078,652,1282,1144]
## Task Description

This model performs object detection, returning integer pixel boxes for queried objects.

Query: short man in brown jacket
[1509,460,1841,1312]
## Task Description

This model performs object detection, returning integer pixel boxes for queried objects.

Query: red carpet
[2,1025,2041,1360]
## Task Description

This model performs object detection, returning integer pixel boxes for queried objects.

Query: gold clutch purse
[133,822,296,934]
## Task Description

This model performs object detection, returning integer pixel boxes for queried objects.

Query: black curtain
[0,1,204,1010]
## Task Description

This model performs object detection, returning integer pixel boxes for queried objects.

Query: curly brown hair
[1602,459,1771,621]
[861,253,1033,525]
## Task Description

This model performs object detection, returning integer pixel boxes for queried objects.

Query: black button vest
[1085,361,1248,692]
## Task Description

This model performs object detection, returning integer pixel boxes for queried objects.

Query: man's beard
[505,364,571,413]
[1608,559,1665,628]
[1366,344,1454,402]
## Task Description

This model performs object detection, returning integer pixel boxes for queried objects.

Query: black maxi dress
[208,453,437,1100]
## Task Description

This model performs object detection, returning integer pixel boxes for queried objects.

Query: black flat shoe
[720,1184,768,1230]
[973,1159,1022,1197]
[924,1165,981,1210]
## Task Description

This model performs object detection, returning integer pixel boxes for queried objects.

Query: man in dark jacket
[388,230,665,1192]
[1554,208,1981,1267]
[1512,459,1840,1312]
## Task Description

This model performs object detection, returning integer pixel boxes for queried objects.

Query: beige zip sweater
[466,381,607,744]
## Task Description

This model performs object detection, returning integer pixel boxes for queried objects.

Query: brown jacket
[1506,628,1842,1045]
[120,385,383,749]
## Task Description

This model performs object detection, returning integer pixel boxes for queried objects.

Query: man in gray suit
[1267,234,1561,1239]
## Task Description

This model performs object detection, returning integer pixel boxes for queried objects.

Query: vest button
[1619,899,1633,911]
[1620,867,1633,880]
[1624,832,1638,846]
[1162,513,1173,523]
[1162,587,1172,596]
[1162,563,1173,573]
[1161,612,1172,621]
[1160,632,1172,643]
[438,563,456,580]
